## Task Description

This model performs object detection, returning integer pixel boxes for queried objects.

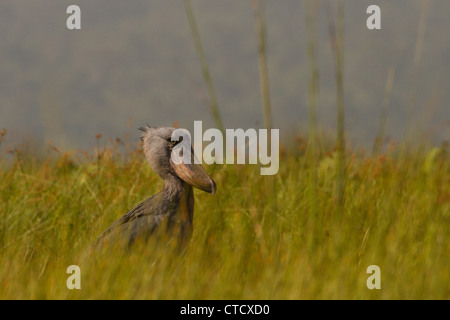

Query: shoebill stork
[95,125,216,250]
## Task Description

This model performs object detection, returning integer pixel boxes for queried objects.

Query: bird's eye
[169,136,183,146]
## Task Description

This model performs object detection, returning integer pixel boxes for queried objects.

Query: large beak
[170,148,216,194]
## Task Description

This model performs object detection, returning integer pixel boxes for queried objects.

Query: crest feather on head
[138,124,152,141]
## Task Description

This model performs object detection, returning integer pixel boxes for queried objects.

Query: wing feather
[95,192,167,247]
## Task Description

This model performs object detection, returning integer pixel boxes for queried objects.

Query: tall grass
[373,67,396,156]
[0,135,448,299]
[325,0,346,208]
[405,0,430,144]
[184,0,225,133]
[252,0,273,132]
[305,0,320,220]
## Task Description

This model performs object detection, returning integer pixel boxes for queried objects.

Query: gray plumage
[95,125,216,250]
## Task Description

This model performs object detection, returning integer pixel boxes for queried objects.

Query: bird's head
[139,125,216,194]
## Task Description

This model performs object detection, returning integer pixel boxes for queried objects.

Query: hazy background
[0,0,448,150]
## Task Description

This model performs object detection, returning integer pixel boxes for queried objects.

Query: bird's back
[95,192,170,249]
[94,186,193,251]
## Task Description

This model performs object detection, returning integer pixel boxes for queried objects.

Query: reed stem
[184,0,225,133]
[325,0,346,208]
[252,0,273,133]
[305,0,320,218]
[373,67,395,156]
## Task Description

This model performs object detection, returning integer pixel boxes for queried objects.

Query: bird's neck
[162,174,195,239]
[163,174,185,201]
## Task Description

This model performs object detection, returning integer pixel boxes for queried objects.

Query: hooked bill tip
[210,179,217,195]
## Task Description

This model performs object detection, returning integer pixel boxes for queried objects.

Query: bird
[94,125,216,251]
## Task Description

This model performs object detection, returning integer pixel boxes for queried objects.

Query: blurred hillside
[0,0,448,150]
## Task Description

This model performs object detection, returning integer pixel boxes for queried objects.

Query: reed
[304,0,320,220]
[184,0,225,133]
[373,67,396,156]
[325,0,346,208]
[404,0,430,145]
[252,0,273,132]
